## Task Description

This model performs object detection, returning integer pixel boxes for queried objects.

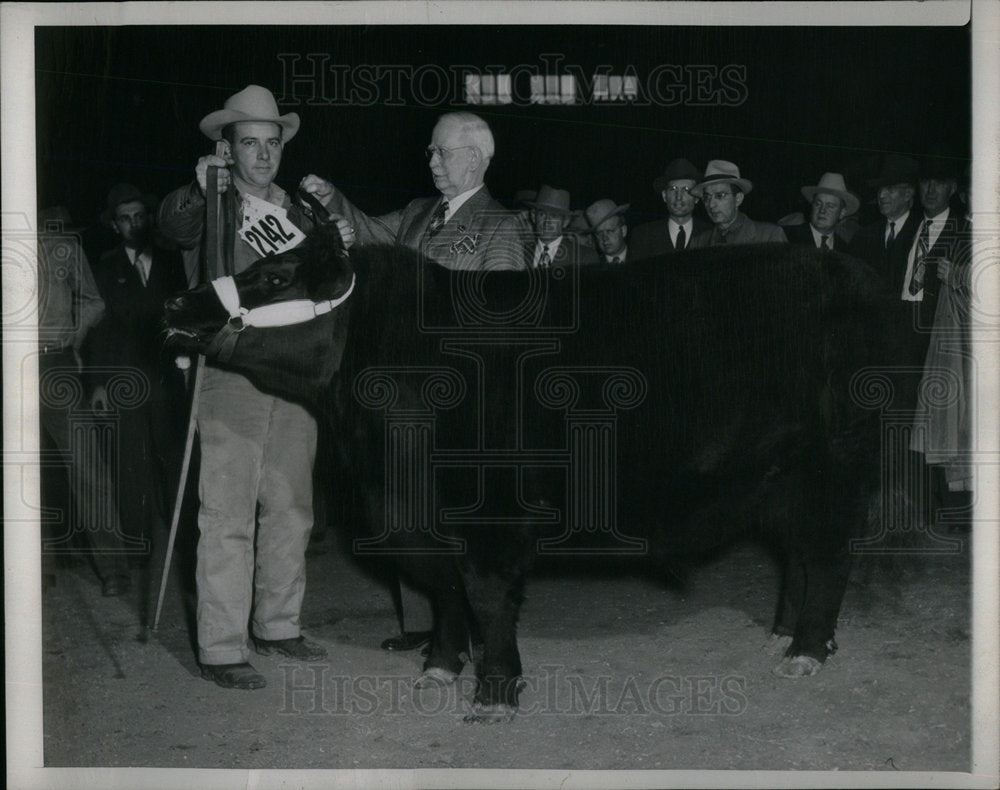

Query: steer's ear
[302,222,351,296]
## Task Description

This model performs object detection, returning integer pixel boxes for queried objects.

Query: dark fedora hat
[524,185,573,216]
[867,154,919,189]
[653,158,702,192]
[101,183,158,225]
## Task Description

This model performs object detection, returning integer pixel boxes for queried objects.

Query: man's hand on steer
[299,175,355,249]
[195,154,231,196]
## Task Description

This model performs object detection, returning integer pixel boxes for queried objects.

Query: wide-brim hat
[691,160,752,197]
[584,198,630,229]
[653,158,702,192]
[100,182,159,224]
[524,184,573,216]
[867,154,919,189]
[199,85,300,142]
[801,172,860,217]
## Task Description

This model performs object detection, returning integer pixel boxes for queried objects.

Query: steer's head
[164,222,355,408]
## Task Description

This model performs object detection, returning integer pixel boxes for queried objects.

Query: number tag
[239,194,306,257]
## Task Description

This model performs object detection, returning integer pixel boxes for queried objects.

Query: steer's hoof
[772,654,823,678]
[463,702,516,724]
[762,633,793,656]
[414,666,457,688]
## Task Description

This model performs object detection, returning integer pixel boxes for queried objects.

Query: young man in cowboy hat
[585,198,631,264]
[88,184,187,596]
[300,111,524,272]
[158,84,353,689]
[689,160,787,248]
[784,172,860,251]
[523,184,598,268]
[630,158,710,261]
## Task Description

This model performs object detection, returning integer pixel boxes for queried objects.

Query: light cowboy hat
[584,198,630,229]
[653,158,702,192]
[691,160,753,196]
[801,172,860,217]
[524,185,574,216]
[199,85,300,142]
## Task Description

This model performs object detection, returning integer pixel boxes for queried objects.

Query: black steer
[165,224,894,722]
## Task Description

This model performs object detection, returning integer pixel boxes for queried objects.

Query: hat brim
[691,177,752,197]
[199,109,300,142]
[525,201,574,216]
[100,193,160,225]
[801,186,860,217]
[585,203,631,229]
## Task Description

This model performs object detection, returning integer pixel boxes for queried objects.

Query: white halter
[210,273,355,329]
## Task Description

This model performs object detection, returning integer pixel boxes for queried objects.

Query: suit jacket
[328,185,525,271]
[690,212,788,248]
[784,223,849,251]
[522,233,600,268]
[847,210,923,296]
[629,217,710,260]
[88,243,187,392]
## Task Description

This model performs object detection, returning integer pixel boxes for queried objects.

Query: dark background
[35,24,970,238]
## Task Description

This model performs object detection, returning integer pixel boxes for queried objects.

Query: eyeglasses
[424,145,476,161]
[665,186,694,197]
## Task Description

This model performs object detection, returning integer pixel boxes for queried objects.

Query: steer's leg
[765,550,804,656]
[415,581,468,687]
[461,570,524,723]
[773,549,851,677]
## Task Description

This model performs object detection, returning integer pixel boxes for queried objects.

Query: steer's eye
[267,273,288,288]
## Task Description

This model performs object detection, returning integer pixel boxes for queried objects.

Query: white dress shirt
[442,184,484,222]
[669,219,694,249]
[902,207,950,301]
[532,236,565,268]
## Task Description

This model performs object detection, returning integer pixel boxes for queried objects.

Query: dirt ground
[39,520,972,779]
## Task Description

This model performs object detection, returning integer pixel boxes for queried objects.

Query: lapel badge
[451,233,480,255]
[457,223,467,233]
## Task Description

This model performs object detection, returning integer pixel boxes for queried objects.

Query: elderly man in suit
[690,160,787,247]
[585,199,631,264]
[522,185,598,267]
[302,111,524,271]
[630,158,709,260]
[784,173,860,251]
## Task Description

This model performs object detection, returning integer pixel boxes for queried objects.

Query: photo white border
[3,3,996,788]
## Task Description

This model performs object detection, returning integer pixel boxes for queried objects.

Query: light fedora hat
[199,85,300,142]
[525,185,573,216]
[584,198,630,229]
[692,160,753,197]
[801,172,860,217]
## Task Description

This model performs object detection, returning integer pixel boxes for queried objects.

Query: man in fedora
[158,85,350,689]
[523,185,598,267]
[585,198,631,264]
[301,111,524,271]
[784,173,860,251]
[690,160,787,248]
[88,184,187,595]
[848,154,923,297]
[630,158,710,261]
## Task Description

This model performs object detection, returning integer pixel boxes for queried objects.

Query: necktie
[909,219,932,295]
[675,226,686,250]
[820,235,830,250]
[611,256,621,265]
[538,248,551,268]
[133,249,148,286]
[427,199,449,236]
[885,221,896,249]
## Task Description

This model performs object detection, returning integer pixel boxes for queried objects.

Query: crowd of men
[38,84,972,691]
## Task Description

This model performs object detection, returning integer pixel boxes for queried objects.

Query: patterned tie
[427,199,449,236]
[820,235,830,250]
[885,221,896,249]
[675,226,686,250]
[909,219,932,295]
